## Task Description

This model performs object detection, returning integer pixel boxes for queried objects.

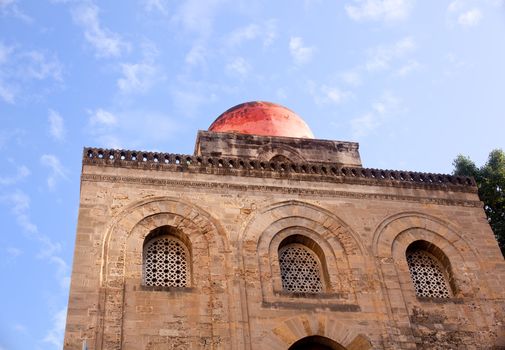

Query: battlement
[83,147,477,192]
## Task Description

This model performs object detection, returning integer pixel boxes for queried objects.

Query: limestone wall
[63,156,505,350]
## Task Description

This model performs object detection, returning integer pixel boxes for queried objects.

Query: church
[63,101,505,349]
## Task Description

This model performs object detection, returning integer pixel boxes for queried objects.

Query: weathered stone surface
[64,131,505,350]
[195,130,362,167]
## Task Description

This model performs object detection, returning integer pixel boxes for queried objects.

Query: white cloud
[0,0,15,7]
[21,50,63,81]
[366,37,416,71]
[143,0,168,14]
[43,308,67,349]
[87,108,178,149]
[350,113,378,138]
[1,190,64,261]
[345,0,415,22]
[0,190,69,285]
[72,3,130,58]
[0,41,13,64]
[395,59,420,76]
[0,83,15,103]
[308,81,352,106]
[0,43,63,103]
[40,154,68,189]
[0,43,15,103]
[350,91,402,138]
[6,246,22,257]
[2,246,23,266]
[227,20,277,47]
[0,129,26,152]
[228,24,260,46]
[458,8,482,26]
[117,42,161,94]
[118,62,157,93]
[0,0,32,22]
[341,70,362,86]
[321,86,352,104]
[48,109,65,141]
[0,164,30,186]
[304,0,323,7]
[442,52,467,78]
[448,0,463,13]
[0,81,15,103]
[173,0,226,35]
[276,87,287,100]
[372,92,401,114]
[289,37,315,65]
[0,190,37,233]
[88,108,118,126]
[185,42,207,67]
[448,1,486,28]
[50,255,71,289]
[226,57,251,78]
[12,324,26,336]
[0,189,70,301]
[262,20,277,47]
[172,87,218,119]
[12,323,27,333]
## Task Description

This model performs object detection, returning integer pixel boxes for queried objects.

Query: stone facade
[64,131,505,350]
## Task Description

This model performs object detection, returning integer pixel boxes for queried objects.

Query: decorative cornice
[82,147,477,193]
[80,174,482,208]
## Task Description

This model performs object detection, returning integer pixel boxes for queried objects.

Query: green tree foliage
[453,149,505,257]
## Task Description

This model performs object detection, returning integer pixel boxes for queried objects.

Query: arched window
[406,241,453,298]
[143,226,190,287]
[278,235,326,293]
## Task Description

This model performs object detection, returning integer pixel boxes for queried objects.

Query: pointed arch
[96,197,230,350]
[372,211,490,304]
[257,143,307,163]
[372,211,474,260]
[261,315,373,350]
[289,336,346,350]
[241,200,366,256]
[240,200,369,308]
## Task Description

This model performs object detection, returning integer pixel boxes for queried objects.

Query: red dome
[209,101,314,139]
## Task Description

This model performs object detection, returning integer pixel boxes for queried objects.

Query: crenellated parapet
[83,147,477,192]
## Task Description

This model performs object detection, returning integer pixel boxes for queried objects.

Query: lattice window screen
[143,236,189,287]
[279,243,323,293]
[407,250,451,298]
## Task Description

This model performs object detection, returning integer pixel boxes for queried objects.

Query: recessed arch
[257,143,307,163]
[261,315,373,350]
[242,200,366,256]
[100,196,229,284]
[239,200,372,316]
[367,211,494,347]
[268,225,342,295]
[97,197,230,350]
[289,335,347,350]
[243,200,367,297]
[372,211,474,259]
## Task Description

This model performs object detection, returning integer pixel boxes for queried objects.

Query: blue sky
[1,0,504,349]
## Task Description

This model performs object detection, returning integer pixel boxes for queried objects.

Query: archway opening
[289,336,347,350]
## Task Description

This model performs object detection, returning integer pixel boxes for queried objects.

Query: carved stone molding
[81,173,483,208]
